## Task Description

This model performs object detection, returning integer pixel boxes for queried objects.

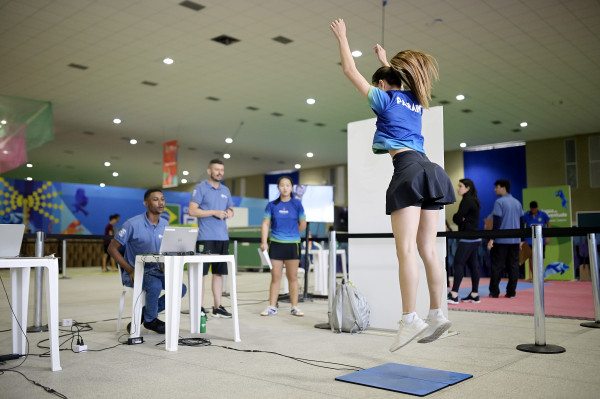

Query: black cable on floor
[0,369,67,398]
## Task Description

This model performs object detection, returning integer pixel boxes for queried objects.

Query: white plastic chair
[116,264,144,332]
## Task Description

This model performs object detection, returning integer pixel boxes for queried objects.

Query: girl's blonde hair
[389,50,439,109]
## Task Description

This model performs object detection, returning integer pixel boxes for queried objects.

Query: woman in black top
[448,179,482,304]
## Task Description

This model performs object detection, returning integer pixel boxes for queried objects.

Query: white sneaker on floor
[290,306,304,317]
[260,306,277,316]
[389,317,429,352]
[417,313,451,343]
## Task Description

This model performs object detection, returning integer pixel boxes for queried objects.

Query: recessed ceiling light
[183,170,189,175]
[306,98,316,105]
[456,94,465,101]
[181,178,188,184]
[100,183,105,187]
[26,163,33,168]
[306,152,314,158]
[163,58,174,65]
[295,164,301,169]
[1,120,6,124]
[520,122,528,127]
[352,50,362,57]
[130,139,137,145]
[104,161,111,167]
[224,153,231,159]
[113,118,121,124]
[2,150,8,154]
[26,177,32,181]
[460,142,467,148]
[112,172,119,177]
[225,138,233,143]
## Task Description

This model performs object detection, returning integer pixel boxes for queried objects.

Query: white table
[129,254,240,351]
[1,257,61,371]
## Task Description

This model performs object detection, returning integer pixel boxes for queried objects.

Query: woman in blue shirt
[331,19,455,351]
[260,176,307,317]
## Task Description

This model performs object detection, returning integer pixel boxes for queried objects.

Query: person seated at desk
[108,188,187,334]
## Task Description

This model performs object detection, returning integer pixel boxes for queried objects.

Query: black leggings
[451,240,480,293]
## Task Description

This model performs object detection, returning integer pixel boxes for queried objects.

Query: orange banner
[162,140,178,188]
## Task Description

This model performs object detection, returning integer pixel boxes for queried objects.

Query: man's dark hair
[530,201,538,208]
[144,188,163,200]
[208,158,224,168]
[494,179,511,193]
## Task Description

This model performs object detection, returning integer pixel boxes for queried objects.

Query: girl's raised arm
[330,18,370,97]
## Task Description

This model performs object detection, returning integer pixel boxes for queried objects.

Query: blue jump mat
[336,363,472,396]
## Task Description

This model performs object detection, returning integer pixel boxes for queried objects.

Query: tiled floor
[0,268,599,398]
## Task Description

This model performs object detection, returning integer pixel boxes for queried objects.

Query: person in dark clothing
[448,179,482,304]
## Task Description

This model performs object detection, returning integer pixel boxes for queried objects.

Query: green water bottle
[200,314,207,333]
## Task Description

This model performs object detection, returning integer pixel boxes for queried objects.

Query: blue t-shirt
[191,180,233,241]
[264,198,306,243]
[115,212,168,271]
[492,194,524,245]
[368,86,424,154]
[523,210,550,245]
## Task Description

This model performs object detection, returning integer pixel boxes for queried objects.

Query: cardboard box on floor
[580,264,591,281]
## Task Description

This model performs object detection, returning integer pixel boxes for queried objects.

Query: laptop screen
[158,227,198,254]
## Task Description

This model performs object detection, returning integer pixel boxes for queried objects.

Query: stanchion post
[61,239,70,279]
[28,231,48,333]
[314,229,336,330]
[581,233,600,328]
[517,225,565,353]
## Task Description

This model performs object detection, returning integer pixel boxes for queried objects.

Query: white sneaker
[290,306,304,317]
[417,313,451,343]
[260,306,277,316]
[389,317,428,352]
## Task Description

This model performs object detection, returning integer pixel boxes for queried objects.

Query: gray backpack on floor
[330,263,370,333]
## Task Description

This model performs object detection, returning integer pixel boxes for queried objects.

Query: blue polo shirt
[264,198,305,243]
[191,180,233,241]
[368,86,424,154]
[523,210,550,245]
[492,194,523,245]
[115,212,167,270]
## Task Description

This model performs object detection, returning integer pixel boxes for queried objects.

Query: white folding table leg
[164,257,184,352]
[188,261,203,333]
[11,267,29,355]
[228,258,241,342]
[45,263,62,371]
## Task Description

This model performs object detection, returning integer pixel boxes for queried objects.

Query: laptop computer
[158,227,198,255]
[0,224,26,257]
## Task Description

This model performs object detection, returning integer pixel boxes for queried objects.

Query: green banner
[522,185,573,280]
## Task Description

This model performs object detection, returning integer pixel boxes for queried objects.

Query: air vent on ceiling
[66,165,74,169]
[272,36,293,44]
[492,120,502,125]
[206,96,220,101]
[341,128,347,133]
[438,100,450,105]
[212,34,239,46]
[141,81,158,86]
[431,94,437,99]
[315,123,326,127]
[188,147,197,151]
[461,109,472,113]
[121,137,131,141]
[82,131,95,135]
[179,1,205,11]
[512,129,521,133]
[110,156,120,160]
[297,118,307,123]
[68,63,88,70]
[278,161,285,164]
[153,161,161,165]
[252,157,260,161]
[64,150,74,154]
[145,140,155,144]
[271,112,283,117]
[246,106,259,111]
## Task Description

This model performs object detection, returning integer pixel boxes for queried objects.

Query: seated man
[108,188,187,334]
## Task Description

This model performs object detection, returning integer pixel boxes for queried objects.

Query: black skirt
[386,150,456,214]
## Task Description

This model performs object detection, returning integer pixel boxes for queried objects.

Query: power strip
[127,337,144,345]
[73,345,87,353]
[62,319,73,327]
